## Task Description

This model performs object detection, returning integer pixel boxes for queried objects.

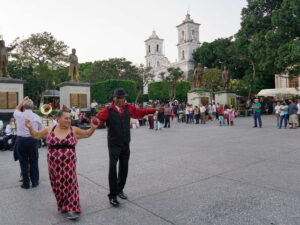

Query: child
[153,111,159,131]
[229,107,235,126]
[224,105,229,126]
[218,104,225,126]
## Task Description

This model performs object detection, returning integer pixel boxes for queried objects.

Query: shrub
[91,79,137,103]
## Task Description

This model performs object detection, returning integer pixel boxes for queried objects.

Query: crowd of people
[2,89,300,221]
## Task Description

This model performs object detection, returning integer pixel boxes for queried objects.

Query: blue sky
[1,0,247,64]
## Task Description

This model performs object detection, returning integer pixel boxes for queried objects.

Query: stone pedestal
[187,91,211,106]
[0,78,25,113]
[58,81,91,110]
[215,91,237,106]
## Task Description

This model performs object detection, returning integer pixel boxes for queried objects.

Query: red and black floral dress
[46,125,81,213]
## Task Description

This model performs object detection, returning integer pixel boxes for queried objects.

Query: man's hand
[155,106,164,111]
[25,119,32,129]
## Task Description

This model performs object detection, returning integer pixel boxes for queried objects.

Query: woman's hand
[25,119,32,128]
[91,118,99,129]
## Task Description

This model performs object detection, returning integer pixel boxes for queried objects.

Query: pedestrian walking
[96,88,162,207]
[279,101,288,129]
[252,99,262,128]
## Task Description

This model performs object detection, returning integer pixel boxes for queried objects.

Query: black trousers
[3,134,16,150]
[164,115,170,127]
[91,108,96,116]
[18,137,39,187]
[108,142,130,198]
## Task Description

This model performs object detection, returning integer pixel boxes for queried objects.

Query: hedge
[148,81,191,102]
[137,94,149,103]
[91,79,137,103]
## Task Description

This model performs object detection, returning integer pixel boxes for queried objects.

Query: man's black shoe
[109,197,120,207]
[32,182,39,188]
[20,184,30,189]
[118,191,128,200]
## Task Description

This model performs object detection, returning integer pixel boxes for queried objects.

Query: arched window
[148,62,151,67]
[157,61,160,67]
[182,50,185,59]
[156,44,159,52]
[192,30,195,39]
[182,30,185,41]
[148,45,151,53]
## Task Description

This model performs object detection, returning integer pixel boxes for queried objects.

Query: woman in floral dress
[25,110,99,220]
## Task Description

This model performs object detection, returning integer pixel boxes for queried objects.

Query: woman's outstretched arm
[25,119,50,139]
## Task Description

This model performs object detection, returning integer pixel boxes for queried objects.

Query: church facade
[144,13,201,93]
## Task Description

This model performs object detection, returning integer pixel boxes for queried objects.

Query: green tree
[235,0,300,97]
[88,58,142,85]
[202,68,222,102]
[162,67,184,102]
[135,64,154,103]
[13,32,69,104]
[148,82,169,102]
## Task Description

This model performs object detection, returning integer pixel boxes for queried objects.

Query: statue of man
[68,48,79,81]
[193,63,203,88]
[0,40,17,78]
[222,66,231,90]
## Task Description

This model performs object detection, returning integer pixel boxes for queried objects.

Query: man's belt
[17,136,33,139]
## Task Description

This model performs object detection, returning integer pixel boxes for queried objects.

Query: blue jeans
[253,112,262,127]
[279,114,288,128]
[219,116,225,126]
[276,114,280,127]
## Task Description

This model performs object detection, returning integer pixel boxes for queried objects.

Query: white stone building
[144,13,200,93]
[275,73,300,89]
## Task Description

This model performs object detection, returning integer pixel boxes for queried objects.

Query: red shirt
[96,102,156,127]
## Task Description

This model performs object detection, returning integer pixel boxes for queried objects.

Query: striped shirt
[13,110,44,137]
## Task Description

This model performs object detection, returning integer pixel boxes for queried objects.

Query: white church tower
[144,30,165,69]
[176,13,201,78]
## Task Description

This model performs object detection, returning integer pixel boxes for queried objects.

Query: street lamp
[52,80,56,108]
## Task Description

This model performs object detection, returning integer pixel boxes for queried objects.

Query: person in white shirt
[71,106,80,127]
[185,106,190,123]
[3,118,17,150]
[13,96,44,189]
[208,103,213,120]
[297,99,300,127]
[212,103,217,120]
[274,101,281,128]
[199,104,206,124]
[91,100,98,116]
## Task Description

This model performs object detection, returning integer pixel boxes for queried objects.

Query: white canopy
[257,88,300,97]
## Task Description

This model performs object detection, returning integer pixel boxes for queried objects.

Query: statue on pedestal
[222,66,231,90]
[68,48,79,81]
[193,63,203,88]
[0,40,17,78]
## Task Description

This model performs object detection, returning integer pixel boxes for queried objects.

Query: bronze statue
[0,40,17,78]
[68,48,79,81]
[193,63,203,88]
[222,66,231,90]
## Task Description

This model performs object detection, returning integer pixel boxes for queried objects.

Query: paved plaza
[0,116,300,225]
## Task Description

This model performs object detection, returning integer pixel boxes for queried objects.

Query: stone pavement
[1,116,300,225]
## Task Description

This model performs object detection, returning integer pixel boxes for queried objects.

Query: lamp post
[52,80,56,108]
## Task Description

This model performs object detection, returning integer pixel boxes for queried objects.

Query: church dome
[149,30,159,39]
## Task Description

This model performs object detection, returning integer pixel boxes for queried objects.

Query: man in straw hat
[97,88,163,207]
